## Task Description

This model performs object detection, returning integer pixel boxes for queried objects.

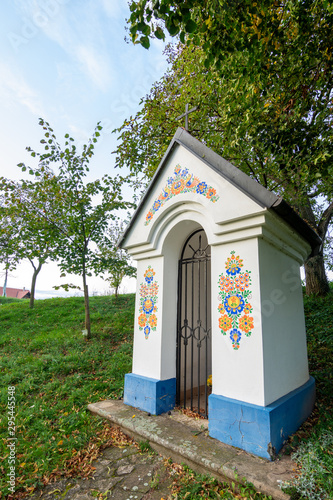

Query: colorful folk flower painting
[144,165,219,225]
[138,266,159,339]
[218,251,253,350]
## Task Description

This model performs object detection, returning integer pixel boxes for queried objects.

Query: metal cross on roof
[176,103,198,131]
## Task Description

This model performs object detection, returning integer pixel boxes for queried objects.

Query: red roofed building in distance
[0,287,30,299]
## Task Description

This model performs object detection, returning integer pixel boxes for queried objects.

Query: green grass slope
[0,290,332,499]
[0,294,135,497]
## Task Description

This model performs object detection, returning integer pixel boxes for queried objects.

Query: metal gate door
[176,229,211,417]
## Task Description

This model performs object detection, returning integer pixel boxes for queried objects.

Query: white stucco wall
[258,238,310,405]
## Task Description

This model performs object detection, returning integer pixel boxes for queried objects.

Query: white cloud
[101,0,128,19]
[12,0,115,92]
[0,61,44,116]
[75,44,112,92]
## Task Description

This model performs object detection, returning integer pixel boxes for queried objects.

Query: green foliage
[0,179,60,307]
[304,289,333,423]
[0,296,20,305]
[21,119,130,281]
[114,39,333,201]
[280,289,333,499]
[138,439,154,453]
[11,119,134,332]
[113,40,333,294]
[0,207,20,274]
[0,294,135,497]
[170,464,272,499]
[125,0,333,295]
[128,0,333,186]
[127,0,333,94]
[98,220,136,297]
[285,432,333,500]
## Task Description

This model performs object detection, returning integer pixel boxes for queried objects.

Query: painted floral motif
[144,267,155,283]
[224,294,245,315]
[238,315,254,334]
[230,329,242,346]
[218,251,253,350]
[144,165,219,225]
[138,266,159,339]
[219,314,232,332]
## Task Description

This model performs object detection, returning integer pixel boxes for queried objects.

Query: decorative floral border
[144,164,219,225]
[138,266,159,339]
[218,251,253,350]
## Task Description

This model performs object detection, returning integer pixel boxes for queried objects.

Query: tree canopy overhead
[114,29,333,294]
[127,1,333,181]
[128,0,333,78]
[123,0,333,296]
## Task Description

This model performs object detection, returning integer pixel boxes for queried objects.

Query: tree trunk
[29,260,43,308]
[304,252,330,296]
[83,276,91,339]
[297,197,331,297]
[3,267,8,297]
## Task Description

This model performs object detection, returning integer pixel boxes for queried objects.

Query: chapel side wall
[258,239,310,405]
[131,257,164,380]
[211,238,265,406]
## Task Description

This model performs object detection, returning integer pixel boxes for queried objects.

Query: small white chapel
[119,127,319,460]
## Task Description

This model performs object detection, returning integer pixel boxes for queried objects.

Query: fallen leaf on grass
[45,424,135,484]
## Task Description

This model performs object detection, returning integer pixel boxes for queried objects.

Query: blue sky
[0,0,170,297]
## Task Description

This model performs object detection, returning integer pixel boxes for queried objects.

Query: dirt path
[29,443,174,500]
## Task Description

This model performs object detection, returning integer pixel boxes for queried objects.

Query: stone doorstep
[88,400,293,500]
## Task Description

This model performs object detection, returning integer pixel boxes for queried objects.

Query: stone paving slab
[88,399,293,500]
[29,445,173,500]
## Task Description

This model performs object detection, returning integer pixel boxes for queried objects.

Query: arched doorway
[176,229,212,417]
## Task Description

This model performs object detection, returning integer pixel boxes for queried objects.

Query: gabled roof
[119,128,321,255]
[0,287,30,299]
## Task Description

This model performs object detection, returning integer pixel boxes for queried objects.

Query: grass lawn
[0,294,134,498]
[0,290,332,499]
[283,290,333,500]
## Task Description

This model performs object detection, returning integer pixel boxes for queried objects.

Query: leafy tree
[0,178,60,307]
[127,0,333,81]
[113,42,333,295]
[98,220,136,298]
[18,119,134,337]
[0,202,20,296]
[125,0,333,295]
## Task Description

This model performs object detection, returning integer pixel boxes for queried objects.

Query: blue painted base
[124,373,176,415]
[208,377,315,460]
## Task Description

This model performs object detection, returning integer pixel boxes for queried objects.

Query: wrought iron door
[176,229,211,417]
